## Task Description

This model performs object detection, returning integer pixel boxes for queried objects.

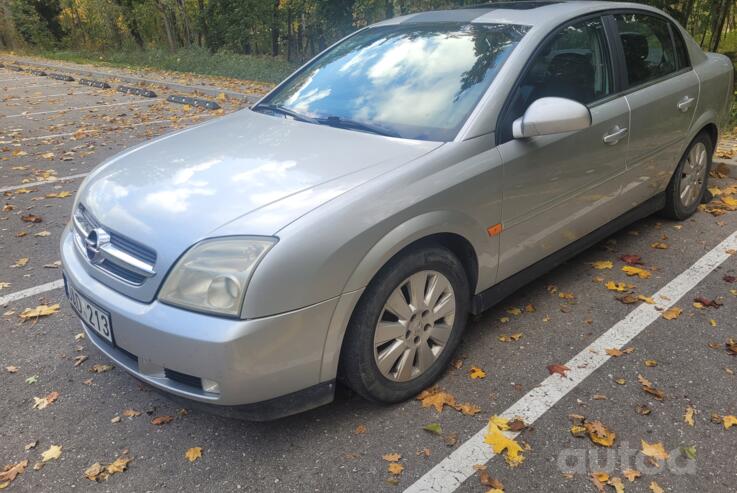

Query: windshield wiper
[317,116,400,138]
[252,104,319,124]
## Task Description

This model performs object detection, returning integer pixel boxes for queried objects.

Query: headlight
[159,237,276,317]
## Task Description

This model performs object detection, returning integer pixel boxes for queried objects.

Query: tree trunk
[681,0,695,28]
[271,0,280,56]
[157,1,177,51]
[196,0,207,47]
[176,0,192,46]
[709,0,730,51]
[287,8,293,62]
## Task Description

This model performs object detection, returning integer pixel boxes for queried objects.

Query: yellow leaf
[606,281,628,292]
[105,456,131,474]
[638,295,655,304]
[622,266,651,279]
[483,419,524,466]
[644,360,657,367]
[608,477,625,493]
[41,152,55,159]
[19,304,59,320]
[185,447,202,462]
[41,445,62,462]
[382,453,401,462]
[216,92,227,101]
[606,348,624,357]
[709,319,717,327]
[585,420,616,447]
[498,333,523,342]
[592,260,613,270]
[506,307,522,316]
[45,191,72,199]
[684,406,694,427]
[490,415,510,430]
[33,231,51,237]
[388,462,404,475]
[661,307,682,320]
[469,366,486,379]
[641,440,669,460]
[722,415,737,429]
[455,402,481,416]
[650,242,668,249]
[32,391,59,410]
[14,257,29,267]
[623,469,641,481]
[417,387,456,413]
[649,481,664,493]
[0,460,28,484]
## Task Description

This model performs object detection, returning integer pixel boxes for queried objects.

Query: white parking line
[5,90,96,101]
[1,114,210,143]
[2,82,68,90]
[0,173,88,194]
[4,99,156,118]
[405,229,737,493]
[0,280,65,307]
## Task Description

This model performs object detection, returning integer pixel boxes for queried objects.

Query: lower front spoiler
[149,379,336,421]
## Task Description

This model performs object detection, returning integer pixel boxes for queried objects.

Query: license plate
[66,279,114,344]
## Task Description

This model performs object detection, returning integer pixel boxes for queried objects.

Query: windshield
[258,22,528,141]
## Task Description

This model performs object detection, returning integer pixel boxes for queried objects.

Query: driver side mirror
[512,97,592,139]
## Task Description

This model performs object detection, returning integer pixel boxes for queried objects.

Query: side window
[616,13,677,87]
[500,17,612,141]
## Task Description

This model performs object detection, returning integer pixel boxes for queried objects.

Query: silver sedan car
[61,1,733,419]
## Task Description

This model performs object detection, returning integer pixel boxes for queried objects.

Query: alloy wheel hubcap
[373,270,455,382]
[679,142,708,208]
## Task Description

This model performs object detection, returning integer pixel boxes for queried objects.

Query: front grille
[74,204,156,285]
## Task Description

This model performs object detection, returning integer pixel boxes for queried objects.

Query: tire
[339,245,470,403]
[662,132,713,220]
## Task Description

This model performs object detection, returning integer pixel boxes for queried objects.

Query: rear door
[495,15,630,280]
[614,12,699,206]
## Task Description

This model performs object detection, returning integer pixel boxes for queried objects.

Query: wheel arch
[319,210,489,381]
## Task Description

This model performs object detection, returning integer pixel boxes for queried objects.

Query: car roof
[372,1,666,28]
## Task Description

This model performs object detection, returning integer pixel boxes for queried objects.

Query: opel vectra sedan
[62,1,733,419]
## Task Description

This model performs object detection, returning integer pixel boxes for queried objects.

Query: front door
[496,16,630,280]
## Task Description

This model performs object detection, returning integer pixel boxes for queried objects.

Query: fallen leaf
[423,423,443,435]
[355,424,367,434]
[21,214,42,223]
[25,375,38,384]
[455,402,482,416]
[650,242,668,249]
[151,415,174,425]
[684,406,695,426]
[90,364,114,373]
[620,254,643,265]
[185,447,202,462]
[417,387,456,413]
[33,230,51,237]
[73,355,88,367]
[85,454,131,481]
[681,445,696,460]
[606,281,630,292]
[661,307,682,320]
[19,304,60,320]
[644,360,657,367]
[585,420,616,447]
[33,391,59,410]
[498,333,523,342]
[41,445,62,462]
[0,460,28,484]
[641,440,669,460]
[5,366,18,373]
[606,348,624,357]
[592,260,613,270]
[623,469,641,481]
[638,374,664,400]
[649,481,664,493]
[608,477,625,493]
[506,307,522,316]
[622,266,651,279]
[547,364,570,377]
[722,415,737,429]
[483,417,524,467]
[383,453,402,462]
[388,462,404,475]
[14,257,29,267]
[469,366,486,379]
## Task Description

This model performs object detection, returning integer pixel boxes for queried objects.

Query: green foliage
[36,46,297,83]
[0,0,734,84]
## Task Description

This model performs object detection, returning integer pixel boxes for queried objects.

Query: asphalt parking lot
[1,62,737,493]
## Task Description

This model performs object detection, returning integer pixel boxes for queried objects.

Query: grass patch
[30,47,297,84]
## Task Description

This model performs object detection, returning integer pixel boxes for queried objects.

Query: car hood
[79,109,440,256]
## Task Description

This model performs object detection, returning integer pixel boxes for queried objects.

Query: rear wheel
[339,245,470,403]
[662,132,712,220]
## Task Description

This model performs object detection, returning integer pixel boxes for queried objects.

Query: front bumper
[60,225,338,413]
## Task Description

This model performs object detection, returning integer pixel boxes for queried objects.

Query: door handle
[603,126,628,145]
[677,96,695,112]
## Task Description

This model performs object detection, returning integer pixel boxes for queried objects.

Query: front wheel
[339,245,470,403]
[662,132,712,220]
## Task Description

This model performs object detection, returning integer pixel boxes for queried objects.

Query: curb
[1,55,259,104]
